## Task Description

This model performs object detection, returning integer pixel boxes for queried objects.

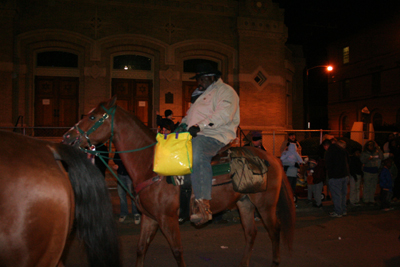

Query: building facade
[0,0,304,144]
[327,14,400,137]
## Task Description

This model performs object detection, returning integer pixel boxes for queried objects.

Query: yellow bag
[153,132,193,176]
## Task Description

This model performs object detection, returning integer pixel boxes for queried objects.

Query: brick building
[327,14,400,137]
[0,0,305,148]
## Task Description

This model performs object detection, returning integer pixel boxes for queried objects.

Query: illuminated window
[113,55,151,70]
[343,46,349,64]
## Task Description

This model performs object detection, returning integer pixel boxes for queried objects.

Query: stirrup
[190,209,212,224]
[190,199,212,225]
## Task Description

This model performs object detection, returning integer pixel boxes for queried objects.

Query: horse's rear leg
[237,198,257,267]
[136,215,159,267]
[257,203,281,266]
[159,216,186,267]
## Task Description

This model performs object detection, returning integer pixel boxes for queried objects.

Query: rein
[95,152,161,199]
[74,104,158,198]
[74,105,116,152]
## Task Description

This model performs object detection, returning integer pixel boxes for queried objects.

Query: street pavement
[62,188,400,267]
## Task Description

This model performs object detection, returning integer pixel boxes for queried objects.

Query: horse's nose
[61,134,70,144]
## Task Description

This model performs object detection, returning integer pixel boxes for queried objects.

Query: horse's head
[62,96,117,148]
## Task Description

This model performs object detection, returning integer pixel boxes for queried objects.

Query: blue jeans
[308,182,323,206]
[287,176,297,195]
[349,174,361,204]
[117,174,138,216]
[328,177,348,215]
[190,135,225,200]
[363,172,379,203]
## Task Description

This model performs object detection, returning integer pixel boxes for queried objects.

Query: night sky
[274,0,400,65]
[273,0,400,129]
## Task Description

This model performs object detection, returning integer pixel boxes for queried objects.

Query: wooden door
[112,79,153,126]
[35,76,78,136]
[182,81,198,116]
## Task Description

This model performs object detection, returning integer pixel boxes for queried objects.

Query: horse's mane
[114,105,156,139]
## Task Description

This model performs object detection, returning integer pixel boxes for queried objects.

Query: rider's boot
[190,198,212,225]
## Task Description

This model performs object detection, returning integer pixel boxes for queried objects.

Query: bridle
[73,104,116,151]
[69,103,160,198]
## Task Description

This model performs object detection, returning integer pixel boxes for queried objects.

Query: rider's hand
[188,125,200,137]
[174,123,187,133]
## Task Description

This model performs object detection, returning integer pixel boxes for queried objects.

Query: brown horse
[0,131,120,267]
[62,96,295,267]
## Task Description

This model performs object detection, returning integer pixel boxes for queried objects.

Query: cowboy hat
[190,62,222,79]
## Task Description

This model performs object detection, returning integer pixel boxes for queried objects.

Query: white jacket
[280,143,304,177]
[181,78,240,145]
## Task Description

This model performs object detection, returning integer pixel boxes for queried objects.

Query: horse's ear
[107,95,117,108]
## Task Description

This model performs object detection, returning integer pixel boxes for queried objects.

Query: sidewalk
[295,196,400,215]
[215,196,400,223]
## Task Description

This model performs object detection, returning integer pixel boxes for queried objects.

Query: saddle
[172,146,269,223]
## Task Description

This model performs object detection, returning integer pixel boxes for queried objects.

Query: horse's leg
[136,215,159,267]
[236,197,257,267]
[159,215,186,267]
[255,196,281,266]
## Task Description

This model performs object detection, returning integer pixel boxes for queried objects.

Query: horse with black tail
[62,96,295,267]
[0,130,120,267]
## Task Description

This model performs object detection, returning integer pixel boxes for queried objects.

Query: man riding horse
[181,62,240,225]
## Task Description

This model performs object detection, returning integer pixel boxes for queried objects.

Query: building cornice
[237,17,287,41]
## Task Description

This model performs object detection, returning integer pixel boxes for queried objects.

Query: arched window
[113,55,151,70]
[37,51,78,68]
[372,113,383,128]
[183,59,218,73]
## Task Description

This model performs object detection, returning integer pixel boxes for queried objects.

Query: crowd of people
[273,131,400,217]
[303,133,400,217]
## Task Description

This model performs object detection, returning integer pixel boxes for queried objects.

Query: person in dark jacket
[360,140,383,205]
[379,158,394,211]
[323,139,350,217]
[113,153,141,224]
[306,158,325,208]
[157,109,179,133]
[94,144,109,177]
[244,131,266,151]
[389,138,400,200]
[348,149,363,206]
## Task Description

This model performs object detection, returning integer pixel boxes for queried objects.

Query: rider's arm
[196,85,239,131]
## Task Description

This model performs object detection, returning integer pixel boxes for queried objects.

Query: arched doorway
[34,51,79,136]
[111,54,153,126]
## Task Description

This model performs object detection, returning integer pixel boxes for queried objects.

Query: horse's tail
[52,143,121,267]
[277,172,296,251]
